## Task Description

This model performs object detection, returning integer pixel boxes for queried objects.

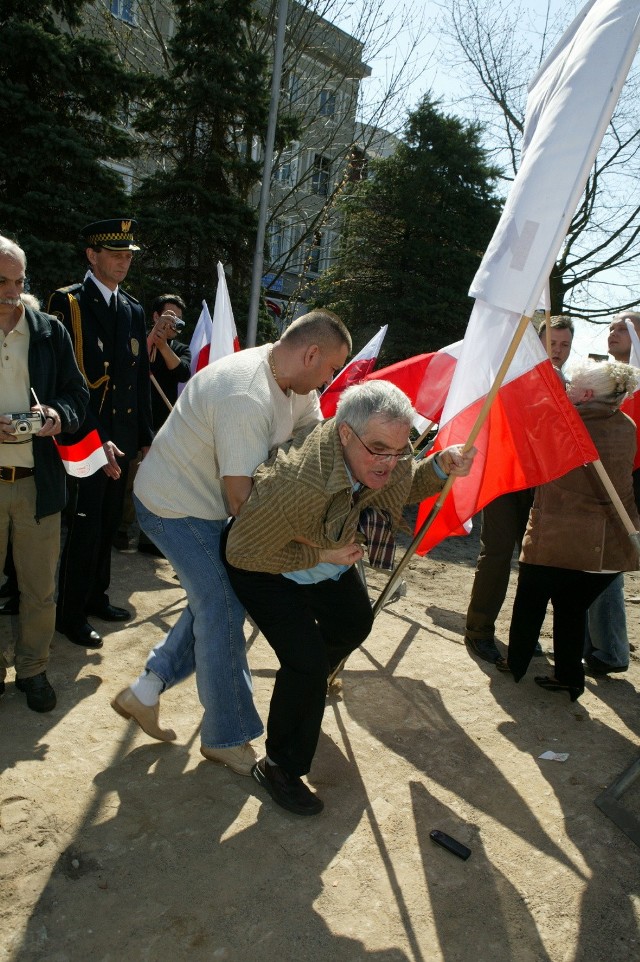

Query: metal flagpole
[246,0,289,348]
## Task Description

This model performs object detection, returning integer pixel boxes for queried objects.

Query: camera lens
[15,419,30,433]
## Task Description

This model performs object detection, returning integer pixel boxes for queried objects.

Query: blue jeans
[133,494,263,748]
[586,573,629,668]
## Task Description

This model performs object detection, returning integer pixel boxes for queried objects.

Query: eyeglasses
[349,426,412,463]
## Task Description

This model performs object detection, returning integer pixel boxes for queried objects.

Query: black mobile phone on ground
[429,829,471,860]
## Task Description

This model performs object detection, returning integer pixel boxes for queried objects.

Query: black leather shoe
[252,759,324,816]
[0,680,5,697]
[0,595,19,615]
[465,636,500,664]
[86,603,131,622]
[56,620,103,649]
[15,672,57,712]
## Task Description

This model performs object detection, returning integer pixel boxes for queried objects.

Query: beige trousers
[0,476,60,679]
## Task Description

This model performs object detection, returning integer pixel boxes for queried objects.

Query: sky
[331,0,626,365]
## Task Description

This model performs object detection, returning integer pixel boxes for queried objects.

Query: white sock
[130,670,164,707]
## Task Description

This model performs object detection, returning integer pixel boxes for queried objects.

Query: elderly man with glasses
[223,380,475,816]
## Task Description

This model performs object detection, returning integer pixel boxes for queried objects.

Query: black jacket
[150,338,191,430]
[24,308,89,519]
[48,277,154,460]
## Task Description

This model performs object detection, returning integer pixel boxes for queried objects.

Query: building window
[267,219,288,266]
[347,145,368,182]
[274,142,299,186]
[110,0,136,25]
[304,231,323,275]
[319,89,336,117]
[311,154,331,196]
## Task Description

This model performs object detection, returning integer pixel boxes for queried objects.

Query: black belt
[0,466,35,483]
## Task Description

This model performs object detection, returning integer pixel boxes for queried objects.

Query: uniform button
[113,408,116,414]
[127,408,132,413]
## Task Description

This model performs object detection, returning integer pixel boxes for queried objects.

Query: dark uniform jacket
[23,308,89,519]
[48,277,154,460]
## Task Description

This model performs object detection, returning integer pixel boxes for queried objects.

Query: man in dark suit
[48,219,154,648]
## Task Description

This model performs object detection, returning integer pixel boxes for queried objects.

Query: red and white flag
[414,0,640,554]
[188,300,214,377]
[364,341,462,424]
[320,325,387,418]
[621,319,640,469]
[186,264,240,383]
[415,306,598,552]
[210,261,240,364]
[55,429,108,478]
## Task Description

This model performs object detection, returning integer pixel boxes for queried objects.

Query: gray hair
[21,292,41,310]
[0,235,26,269]
[567,358,639,407]
[335,380,415,433]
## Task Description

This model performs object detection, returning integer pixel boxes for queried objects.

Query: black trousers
[465,490,534,642]
[224,559,373,776]
[57,465,129,627]
[508,563,617,691]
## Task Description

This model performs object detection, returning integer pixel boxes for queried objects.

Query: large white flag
[210,261,240,364]
[471,0,640,316]
[415,0,640,553]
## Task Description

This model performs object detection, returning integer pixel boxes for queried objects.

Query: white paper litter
[539,751,569,762]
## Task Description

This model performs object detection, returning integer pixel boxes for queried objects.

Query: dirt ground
[1,519,639,962]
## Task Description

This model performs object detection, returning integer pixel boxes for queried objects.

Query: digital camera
[4,412,44,436]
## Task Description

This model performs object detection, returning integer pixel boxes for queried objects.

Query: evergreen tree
[318,97,502,362]
[0,0,141,301]
[131,0,273,320]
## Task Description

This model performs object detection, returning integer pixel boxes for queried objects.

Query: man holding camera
[48,219,153,649]
[0,236,88,711]
[147,294,191,430]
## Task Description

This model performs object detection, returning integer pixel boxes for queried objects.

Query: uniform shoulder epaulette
[54,283,82,295]
[120,288,140,305]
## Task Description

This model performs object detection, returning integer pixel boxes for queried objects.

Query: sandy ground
[1,520,639,962]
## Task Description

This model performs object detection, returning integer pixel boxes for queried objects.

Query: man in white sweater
[110,311,351,775]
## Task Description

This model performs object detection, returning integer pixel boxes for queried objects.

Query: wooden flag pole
[590,459,640,557]
[150,374,174,414]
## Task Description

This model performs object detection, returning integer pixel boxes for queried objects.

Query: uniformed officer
[48,219,154,648]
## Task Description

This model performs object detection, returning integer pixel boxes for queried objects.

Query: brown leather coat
[520,402,639,572]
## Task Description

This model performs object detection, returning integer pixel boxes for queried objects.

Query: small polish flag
[320,325,388,418]
[55,429,108,478]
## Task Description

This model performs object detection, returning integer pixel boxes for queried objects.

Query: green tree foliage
[131,0,275,322]
[0,0,141,301]
[318,97,502,362]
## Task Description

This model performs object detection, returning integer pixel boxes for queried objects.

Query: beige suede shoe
[200,742,259,776]
[110,687,177,742]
